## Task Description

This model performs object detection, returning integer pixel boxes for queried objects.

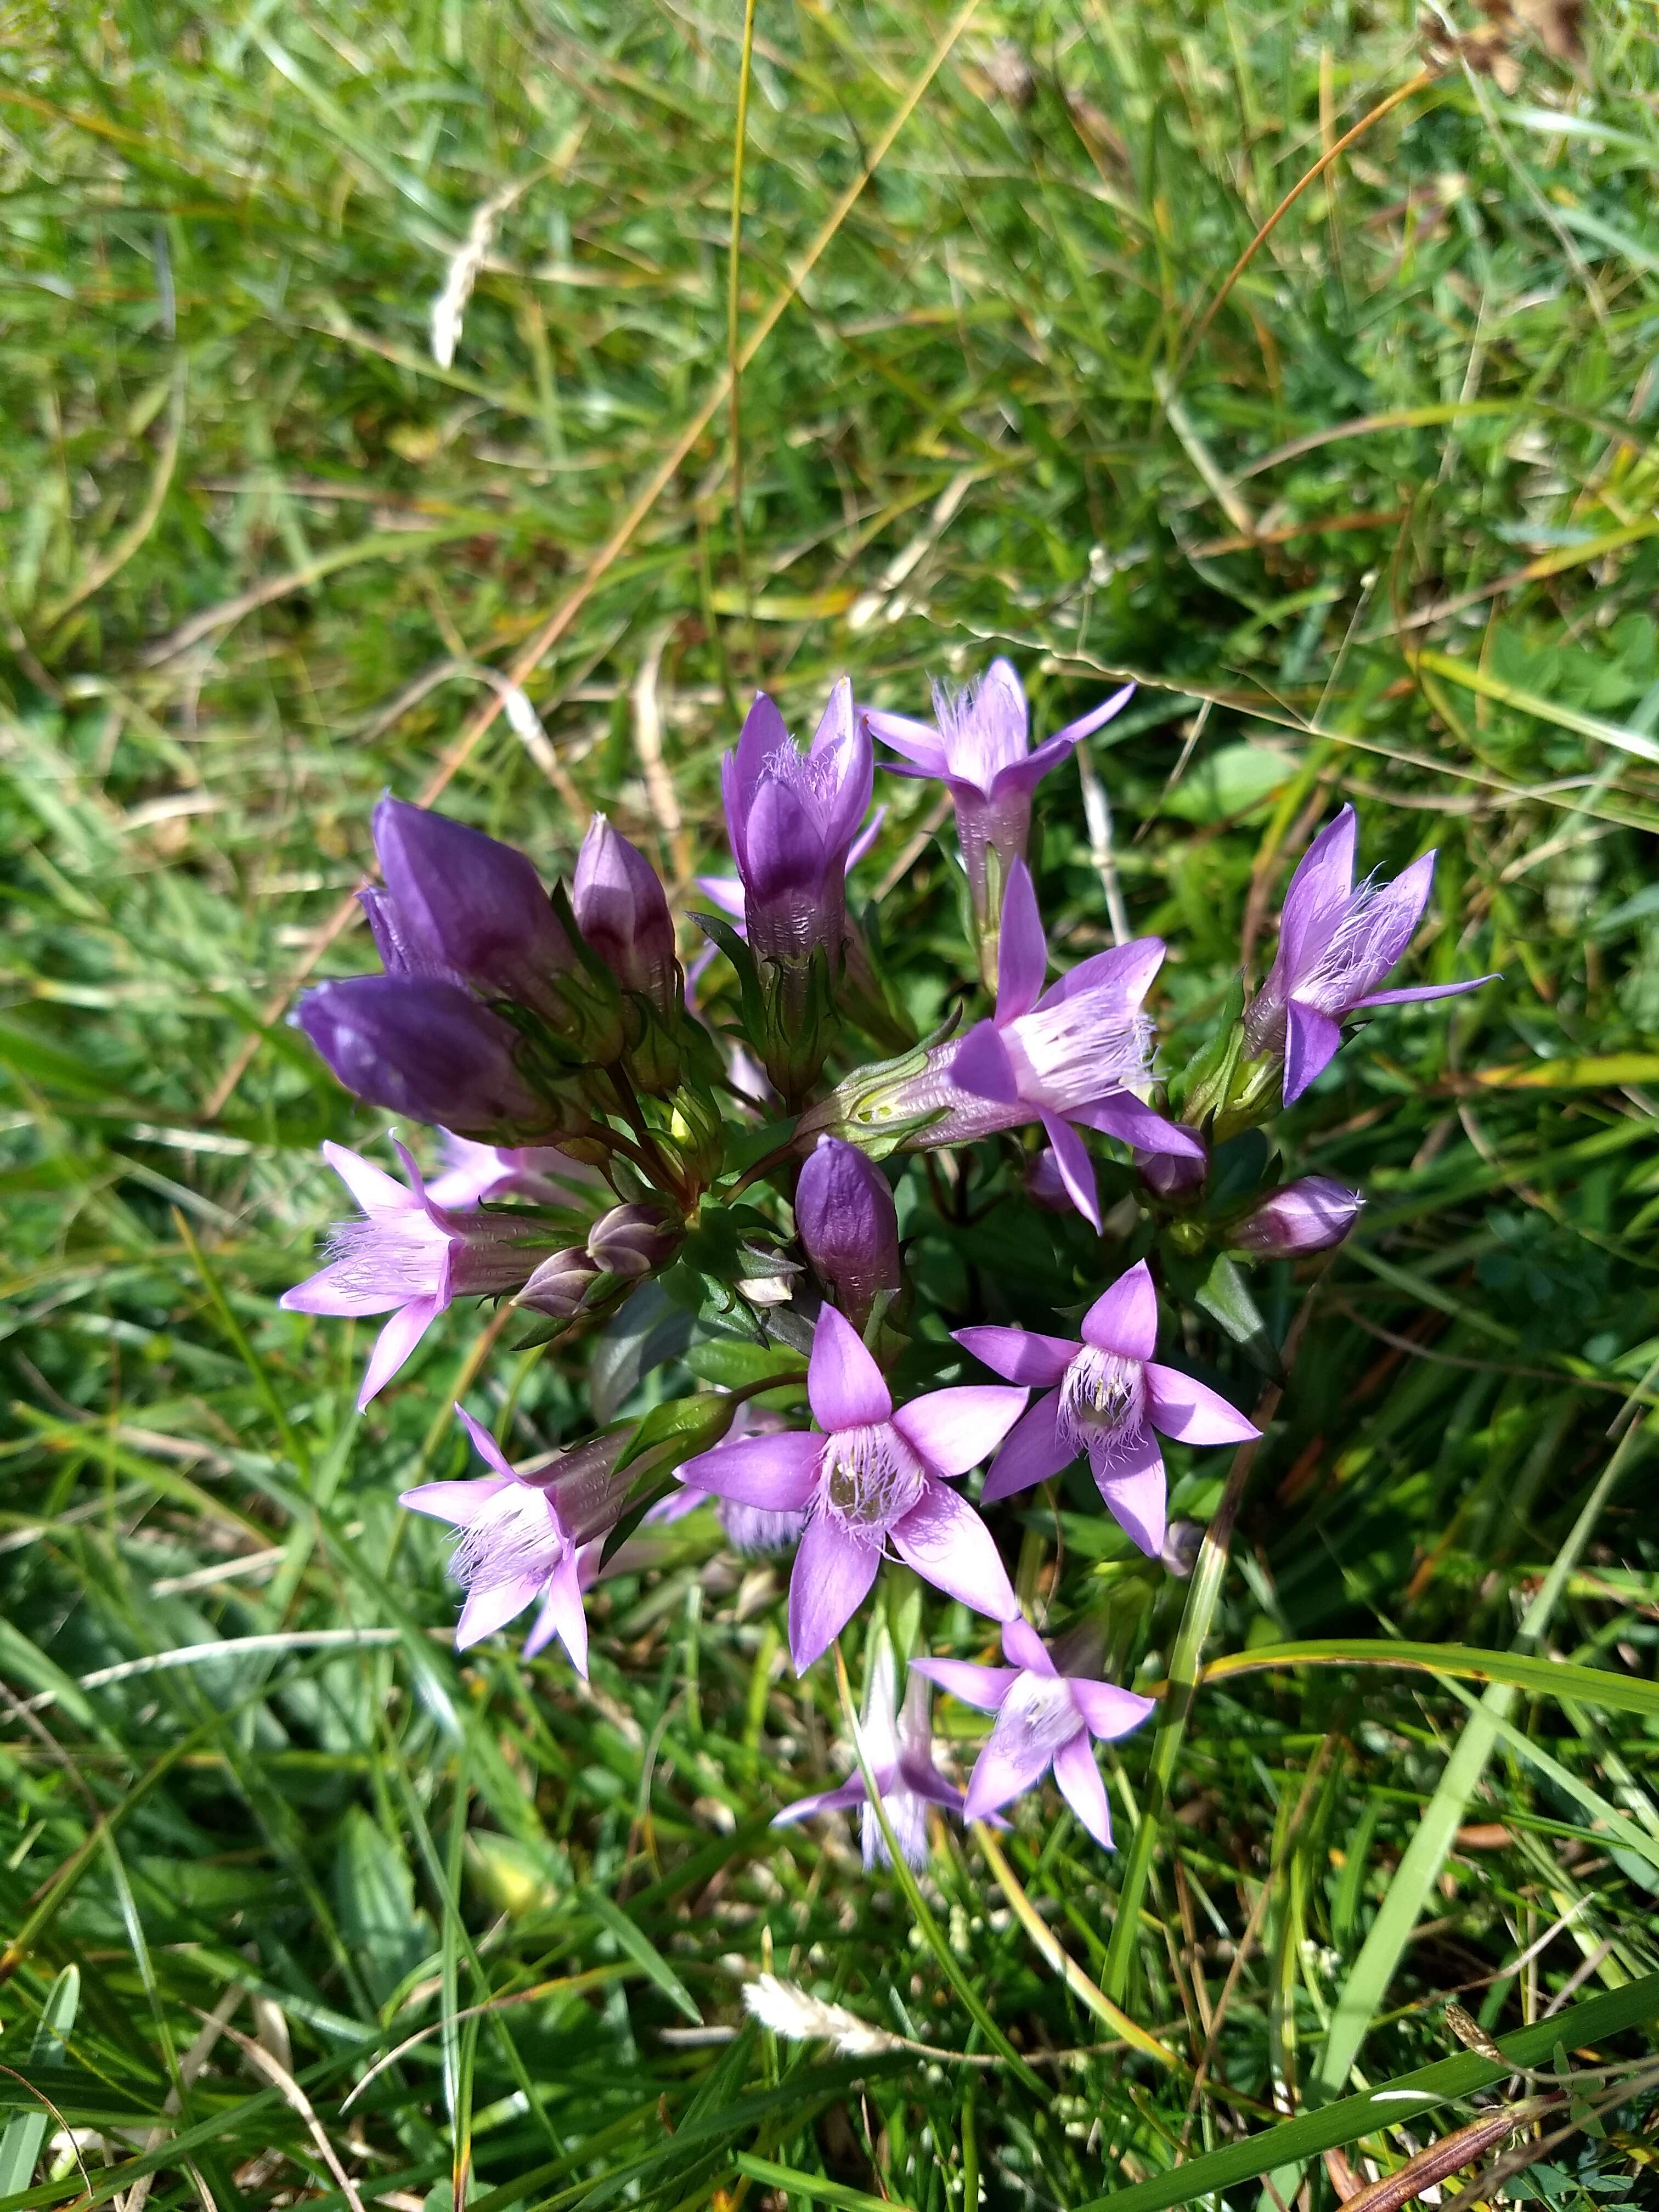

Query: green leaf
[614,1391,738,1477]
[584,1887,702,2023]
[685,1339,806,1390]
[1205,1637,1659,1720]
[0,1967,80,2194]
[1073,1969,1659,2212]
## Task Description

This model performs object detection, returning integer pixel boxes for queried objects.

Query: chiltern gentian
[722,680,873,971]
[371,795,578,1019]
[913,1615,1154,1848]
[572,813,679,1017]
[400,1406,631,1672]
[1233,1175,1363,1257]
[296,974,552,1137]
[811,862,1203,1217]
[864,658,1133,984]
[1244,805,1497,1104]
[281,1138,567,1407]
[676,1304,1026,1673]
[795,1136,902,1330]
[957,1259,1258,1557]
[773,1637,963,1869]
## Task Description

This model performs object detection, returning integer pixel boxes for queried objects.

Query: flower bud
[1232,1175,1362,1258]
[572,815,679,1016]
[794,1136,901,1329]
[1138,1146,1207,1200]
[1025,1146,1074,1213]
[517,1247,603,1317]
[586,1203,679,1279]
[372,797,577,1020]
[295,976,551,1136]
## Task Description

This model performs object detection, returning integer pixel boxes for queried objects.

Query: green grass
[5,1,1659,2207]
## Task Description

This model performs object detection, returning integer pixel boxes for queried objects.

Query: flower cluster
[284,658,1494,1852]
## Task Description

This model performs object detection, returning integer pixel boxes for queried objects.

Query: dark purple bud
[372,795,575,1018]
[358,886,462,983]
[517,1246,603,1317]
[1025,1146,1074,1213]
[1233,1175,1363,1257]
[794,1136,901,1329]
[586,1203,679,1279]
[296,976,550,1135]
[572,815,678,1014]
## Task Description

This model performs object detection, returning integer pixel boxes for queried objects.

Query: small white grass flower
[741,1975,901,2057]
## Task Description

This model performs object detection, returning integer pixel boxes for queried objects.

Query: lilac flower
[369,796,577,1018]
[296,975,551,1136]
[281,1139,567,1407]
[774,1639,963,1869]
[1244,806,1497,1105]
[913,1616,1154,1848]
[677,1305,1027,1672]
[1233,1175,1363,1257]
[425,1134,600,1211]
[572,814,678,1015]
[400,1407,631,1672]
[957,1260,1259,1557]
[795,1137,901,1329]
[811,861,1203,1226]
[864,659,1133,981]
[720,680,873,973]
[688,809,885,1015]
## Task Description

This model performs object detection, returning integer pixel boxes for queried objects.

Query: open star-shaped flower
[956,1259,1259,1558]
[773,1640,963,1869]
[399,1407,594,1673]
[914,1616,1154,1848]
[1245,805,1497,1104]
[677,1304,1028,1672]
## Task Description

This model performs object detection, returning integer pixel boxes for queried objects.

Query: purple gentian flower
[774,1639,963,1869]
[572,814,679,1015]
[425,1134,600,1211]
[957,1260,1259,1558]
[814,862,1203,1223]
[676,1304,1027,1673]
[1244,806,1497,1104]
[795,1136,902,1330]
[400,1406,628,1671]
[914,1616,1154,1848]
[864,658,1133,981]
[281,1139,567,1407]
[689,808,885,1013]
[1233,1175,1363,1257]
[720,680,873,973]
[369,796,577,1019]
[585,1203,679,1279]
[296,974,551,1137]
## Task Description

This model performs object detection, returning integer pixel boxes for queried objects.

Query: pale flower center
[1059,1347,1146,1463]
[452,1484,566,1591]
[818,1423,925,1536]
[998,1672,1083,1762]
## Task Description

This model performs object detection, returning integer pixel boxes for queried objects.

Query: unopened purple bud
[573,815,679,1014]
[1138,1146,1207,1200]
[517,1246,603,1317]
[586,1203,679,1279]
[795,1137,901,1329]
[1025,1147,1074,1212]
[296,976,550,1135]
[372,796,576,1018]
[1233,1175,1363,1257]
